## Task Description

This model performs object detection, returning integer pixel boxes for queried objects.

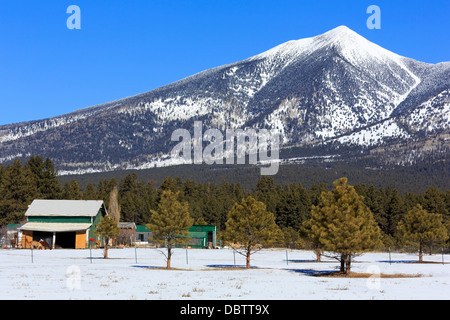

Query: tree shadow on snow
[286,259,321,263]
[206,264,258,269]
[286,269,337,276]
[131,265,166,269]
[378,260,417,264]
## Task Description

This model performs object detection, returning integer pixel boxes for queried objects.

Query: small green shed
[187,225,217,248]
[136,224,217,248]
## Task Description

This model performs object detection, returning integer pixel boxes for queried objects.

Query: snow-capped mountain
[0,26,448,174]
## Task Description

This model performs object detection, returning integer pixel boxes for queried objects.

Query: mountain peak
[310,25,403,65]
[323,25,357,37]
[252,26,386,63]
[317,25,371,49]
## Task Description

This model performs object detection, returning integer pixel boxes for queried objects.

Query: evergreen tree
[419,186,448,217]
[276,183,310,230]
[304,177,383,274]
[195,217,208,225]
[182,178,203,222]
[40,158,61,199]
[26,156,44,181]
[0,160,38,224]
[202,194,223,228]
[445,191,450,219]
[253,176,280,214]
[404,192,420,212]
[95,215,120,259]
[119,174,147,223]
[96,178,118,210]
[157,176,182,197]
[61,180,83,200]
[199,181,248,231]
[118,174,137,222]
[26,156,61,199]
[309,182,329,206]
[0,164,4,186]
[384,187,405,236]
[396,204,448,262]
[302,217,323,262]
[140,181,157,223]
[357,185,387,234]
[281,226,302,250]
[222,196,281,268]
[147,190,194,269]
[83,183,98,200]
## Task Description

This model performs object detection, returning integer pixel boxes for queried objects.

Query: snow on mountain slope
[243,26,426,142]
[0,26,448,173]
[333,88,449,146]
[403,89,450,133]
[117,26,425,135]
[335,119,410,147]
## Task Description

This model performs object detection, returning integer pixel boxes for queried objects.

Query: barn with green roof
[20,199,107,249]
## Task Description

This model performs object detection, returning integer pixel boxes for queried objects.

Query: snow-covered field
[0,248,448,300]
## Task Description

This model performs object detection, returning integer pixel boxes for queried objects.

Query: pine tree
[254,176,280,214]
[302,217,323,262]
[419,186,448,217]
[83,183,98,200]
[157,176,182,197]
[40,158,61,199]
[0,160,38,224]
[304,177,383,274]
[0,164,4,186]
[96,178,118,211]
[140,181,157,223]
[61,180,83,200]
[281,226,302,250]
[309,182,329,206]
[384,187,405,236]
[222,196,281,268]
[95,215,120,259]
[404,192,420,212]
[396,204,448,262]
[26,156,61,199]
[211,181,248,231]
[147,190,194,269]
[26,156,44,181]
[276,183,310,230]
[182,178,203,222]
[119,174,146,223]
[359,185,388,235]
[202,195,222,227]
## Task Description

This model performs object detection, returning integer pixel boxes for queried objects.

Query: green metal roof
[136,225,216,233]
[136,225,150,233]
[190,225,216,232]
[7,223,22,230]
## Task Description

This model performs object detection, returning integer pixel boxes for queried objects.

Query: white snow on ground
[0,248,448,300]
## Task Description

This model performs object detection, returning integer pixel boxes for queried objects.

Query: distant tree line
[60,158,450,196]
[1,157,449,254]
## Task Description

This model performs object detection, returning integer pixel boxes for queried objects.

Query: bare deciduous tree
[109,186,121,223]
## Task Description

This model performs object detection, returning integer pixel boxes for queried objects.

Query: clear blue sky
[0,0,448,125]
